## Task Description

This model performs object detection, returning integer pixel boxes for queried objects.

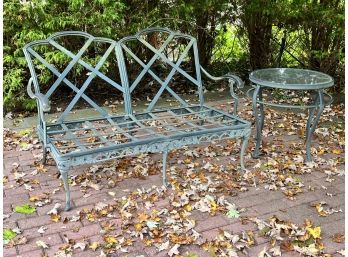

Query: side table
[248,68,334,162]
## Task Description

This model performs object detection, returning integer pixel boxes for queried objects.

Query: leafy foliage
[4,0,344,112]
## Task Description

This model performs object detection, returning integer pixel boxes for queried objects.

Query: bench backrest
[23,28,204,122]
[118,28,204,114]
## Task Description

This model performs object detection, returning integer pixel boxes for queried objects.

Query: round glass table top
[249,68,334,90]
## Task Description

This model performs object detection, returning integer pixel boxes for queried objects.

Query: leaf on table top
[14,204,36,214]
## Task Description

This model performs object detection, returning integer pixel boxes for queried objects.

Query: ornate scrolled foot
[60,170,71,211]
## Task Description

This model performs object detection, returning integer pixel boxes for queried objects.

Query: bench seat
[24,28,251,210]
[44,105,250,166]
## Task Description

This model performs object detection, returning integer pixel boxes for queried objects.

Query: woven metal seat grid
[46,105,249,156]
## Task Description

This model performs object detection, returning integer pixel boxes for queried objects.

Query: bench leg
[162,151,168,187]
[252,86,264,158]
[240,132,250,170]
[42,148,47,165]
[60,169,71,211]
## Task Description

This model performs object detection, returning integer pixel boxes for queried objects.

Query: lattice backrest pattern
[24,28,205,121]
[119,28,204,112]
[23,31,125,123]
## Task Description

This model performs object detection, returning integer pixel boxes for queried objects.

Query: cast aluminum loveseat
[23,28,251,211]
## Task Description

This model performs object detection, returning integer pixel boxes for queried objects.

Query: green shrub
[4,0,126,112]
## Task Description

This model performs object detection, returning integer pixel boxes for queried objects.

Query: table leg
[305,90,324,162]
[252,85,264,158]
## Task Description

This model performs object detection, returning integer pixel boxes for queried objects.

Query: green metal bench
[23,28,251,211]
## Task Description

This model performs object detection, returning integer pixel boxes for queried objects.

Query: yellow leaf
[89,242,99,251]
[307,226,321,239]
[210,200,218,213]
[134,223,143,231]
[183,204,192,212]
[138,213,149,223]
[332,149,342,154]
[104,235,118,245]
[50,214,61,223]
[87,213,96,222]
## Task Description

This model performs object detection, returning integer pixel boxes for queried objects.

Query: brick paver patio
[3,97,345,257]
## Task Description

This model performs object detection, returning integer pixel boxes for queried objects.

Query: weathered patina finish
[23,28,251,211]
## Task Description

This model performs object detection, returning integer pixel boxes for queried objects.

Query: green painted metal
[249,68,334,162]
[23,28,251,211]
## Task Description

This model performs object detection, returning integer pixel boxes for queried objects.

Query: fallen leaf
[157,240,169,252]
[89,242,99,251]
[74,241,87,250]
[332,233,344,243]
[37,226,47,234]
[15,204,36,214]
[36,240,49,249]
[146,220,159,230]
[50,214,61,222]
[168,244,180,256]
[3,229,17,241]
[47,203,61,215]
[307,226,321,239]
[104,235,118,246]
[226,207,240,219]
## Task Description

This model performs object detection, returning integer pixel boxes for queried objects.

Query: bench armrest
[200,66,244,88]
[201,66,244,115]
[27,77,51,112]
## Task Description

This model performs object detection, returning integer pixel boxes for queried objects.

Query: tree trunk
[195,11,215,67]
[242,0,273,70]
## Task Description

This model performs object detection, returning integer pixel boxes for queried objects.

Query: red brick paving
[3,100,345,257]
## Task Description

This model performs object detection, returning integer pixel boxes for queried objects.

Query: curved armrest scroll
[27,78,51,112]
[201,66,244,115]
[200,66,244,88]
